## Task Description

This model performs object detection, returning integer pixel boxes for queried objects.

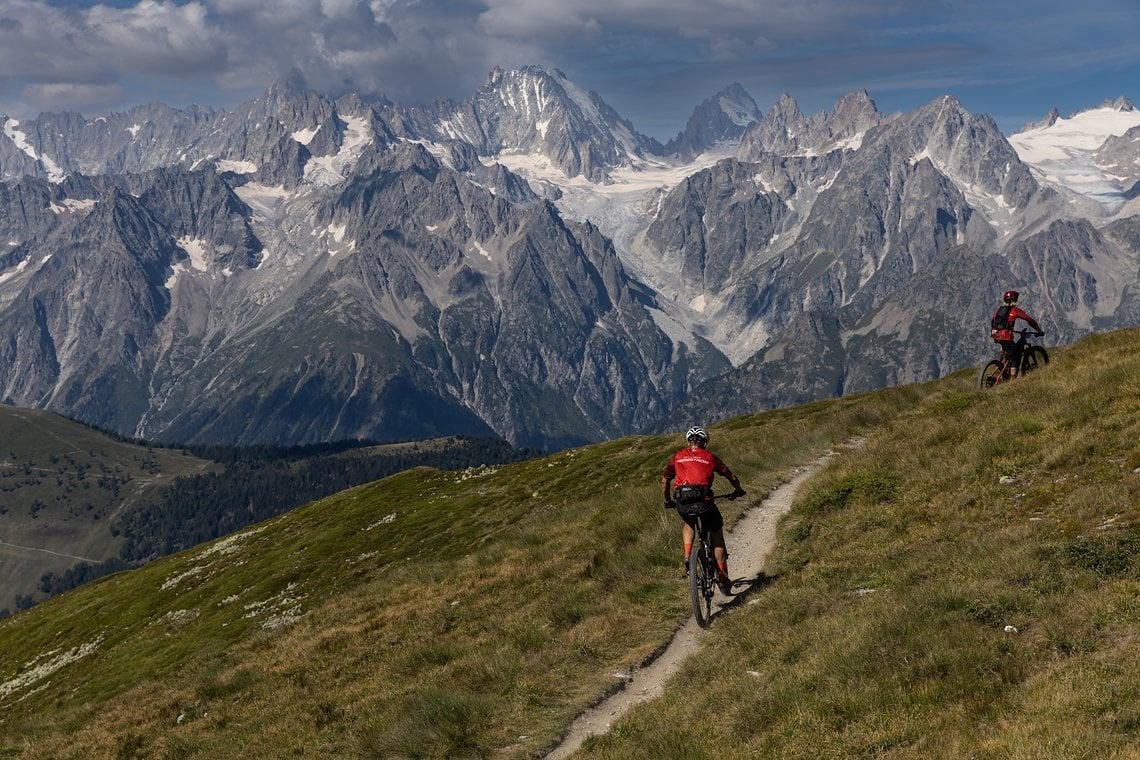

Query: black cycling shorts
[1000,340,1024,363]
[678,504,723,532]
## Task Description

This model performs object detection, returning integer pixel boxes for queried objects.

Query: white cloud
[85,1,226,75]
[0,0,1135,143]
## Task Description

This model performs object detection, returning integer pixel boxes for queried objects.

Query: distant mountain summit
[738,89,888,158]
[1099,96,1135,112]
[401,65,660,181]
[1017,96,1135,135]
[1017,107,1061,133]
[665,83,761,159]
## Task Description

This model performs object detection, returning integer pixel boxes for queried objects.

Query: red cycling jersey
[664,447,731,488]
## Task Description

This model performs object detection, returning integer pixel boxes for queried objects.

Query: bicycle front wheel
[1021,346,1049,375]
[978,360,1003,389]
[689,544,713,628]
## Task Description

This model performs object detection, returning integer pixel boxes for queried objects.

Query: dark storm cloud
[0,0,226,114]
[0,0,952,115]
[0,0,1137,137]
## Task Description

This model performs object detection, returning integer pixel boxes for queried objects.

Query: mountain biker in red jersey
[662,426,745,594]
[990,290,1044,377]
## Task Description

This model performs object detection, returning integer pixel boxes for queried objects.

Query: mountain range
[2,66,1138,449]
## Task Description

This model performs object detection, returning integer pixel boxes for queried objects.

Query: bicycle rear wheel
[1021,346,1049,375]
[689,543,713,628]
[978,360,1003,389]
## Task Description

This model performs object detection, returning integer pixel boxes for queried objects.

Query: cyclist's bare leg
[681,522,694,562]
[712,530,729,577]
[1000,344,1017,378]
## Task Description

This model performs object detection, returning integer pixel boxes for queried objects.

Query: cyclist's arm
[714,459,745,496]
[725,472,744,495]
[1012,307,1042,334]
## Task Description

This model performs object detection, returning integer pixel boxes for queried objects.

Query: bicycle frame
[979,330,1049,390]
[683,493,736,628]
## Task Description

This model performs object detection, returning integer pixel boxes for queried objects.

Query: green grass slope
[0,405,216,613]
[1,329,1138,758]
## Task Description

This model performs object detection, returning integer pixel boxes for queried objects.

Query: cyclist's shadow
[710,571,778,623]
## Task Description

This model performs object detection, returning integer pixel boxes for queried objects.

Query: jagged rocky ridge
[1,67,1138,448]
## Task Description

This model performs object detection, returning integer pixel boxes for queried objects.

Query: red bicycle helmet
[1003,290,1019,302]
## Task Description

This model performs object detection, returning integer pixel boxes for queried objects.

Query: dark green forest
[35,437,540,601]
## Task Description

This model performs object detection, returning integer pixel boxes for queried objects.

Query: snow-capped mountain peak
[665,83,760,158]
[1009,100,1140,210]
[443,64,658,180]
[719,83,761,128]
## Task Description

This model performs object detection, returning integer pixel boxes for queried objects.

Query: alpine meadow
[1,328,1138,758]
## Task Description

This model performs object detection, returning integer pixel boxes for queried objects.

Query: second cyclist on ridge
[990,289,1044,378]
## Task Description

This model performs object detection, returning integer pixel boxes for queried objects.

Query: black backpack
[991,304,1012,332]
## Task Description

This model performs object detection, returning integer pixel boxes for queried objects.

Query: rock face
[1,68,1138,448]
[1096,124,1140,193]
[0,110,723,450]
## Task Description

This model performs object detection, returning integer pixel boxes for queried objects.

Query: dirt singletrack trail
[545,446,848,759]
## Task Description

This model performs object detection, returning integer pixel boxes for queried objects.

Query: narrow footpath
[545,447,845,759]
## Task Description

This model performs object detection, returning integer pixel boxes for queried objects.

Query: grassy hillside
[1,405,534,614]
[0,405,216,613]
[1,329,1138,758]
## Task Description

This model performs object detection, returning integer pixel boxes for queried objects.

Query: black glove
[663,500,675,510]
[1036,331,1044,337]
[730,488,746,499]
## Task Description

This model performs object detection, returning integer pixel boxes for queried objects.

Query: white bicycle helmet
[686,425,709,443]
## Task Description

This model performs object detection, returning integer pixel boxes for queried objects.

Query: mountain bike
[978,330,1049,389]
[668,493,740,628]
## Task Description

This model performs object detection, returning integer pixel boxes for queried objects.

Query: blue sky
[1,0,1137,138]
